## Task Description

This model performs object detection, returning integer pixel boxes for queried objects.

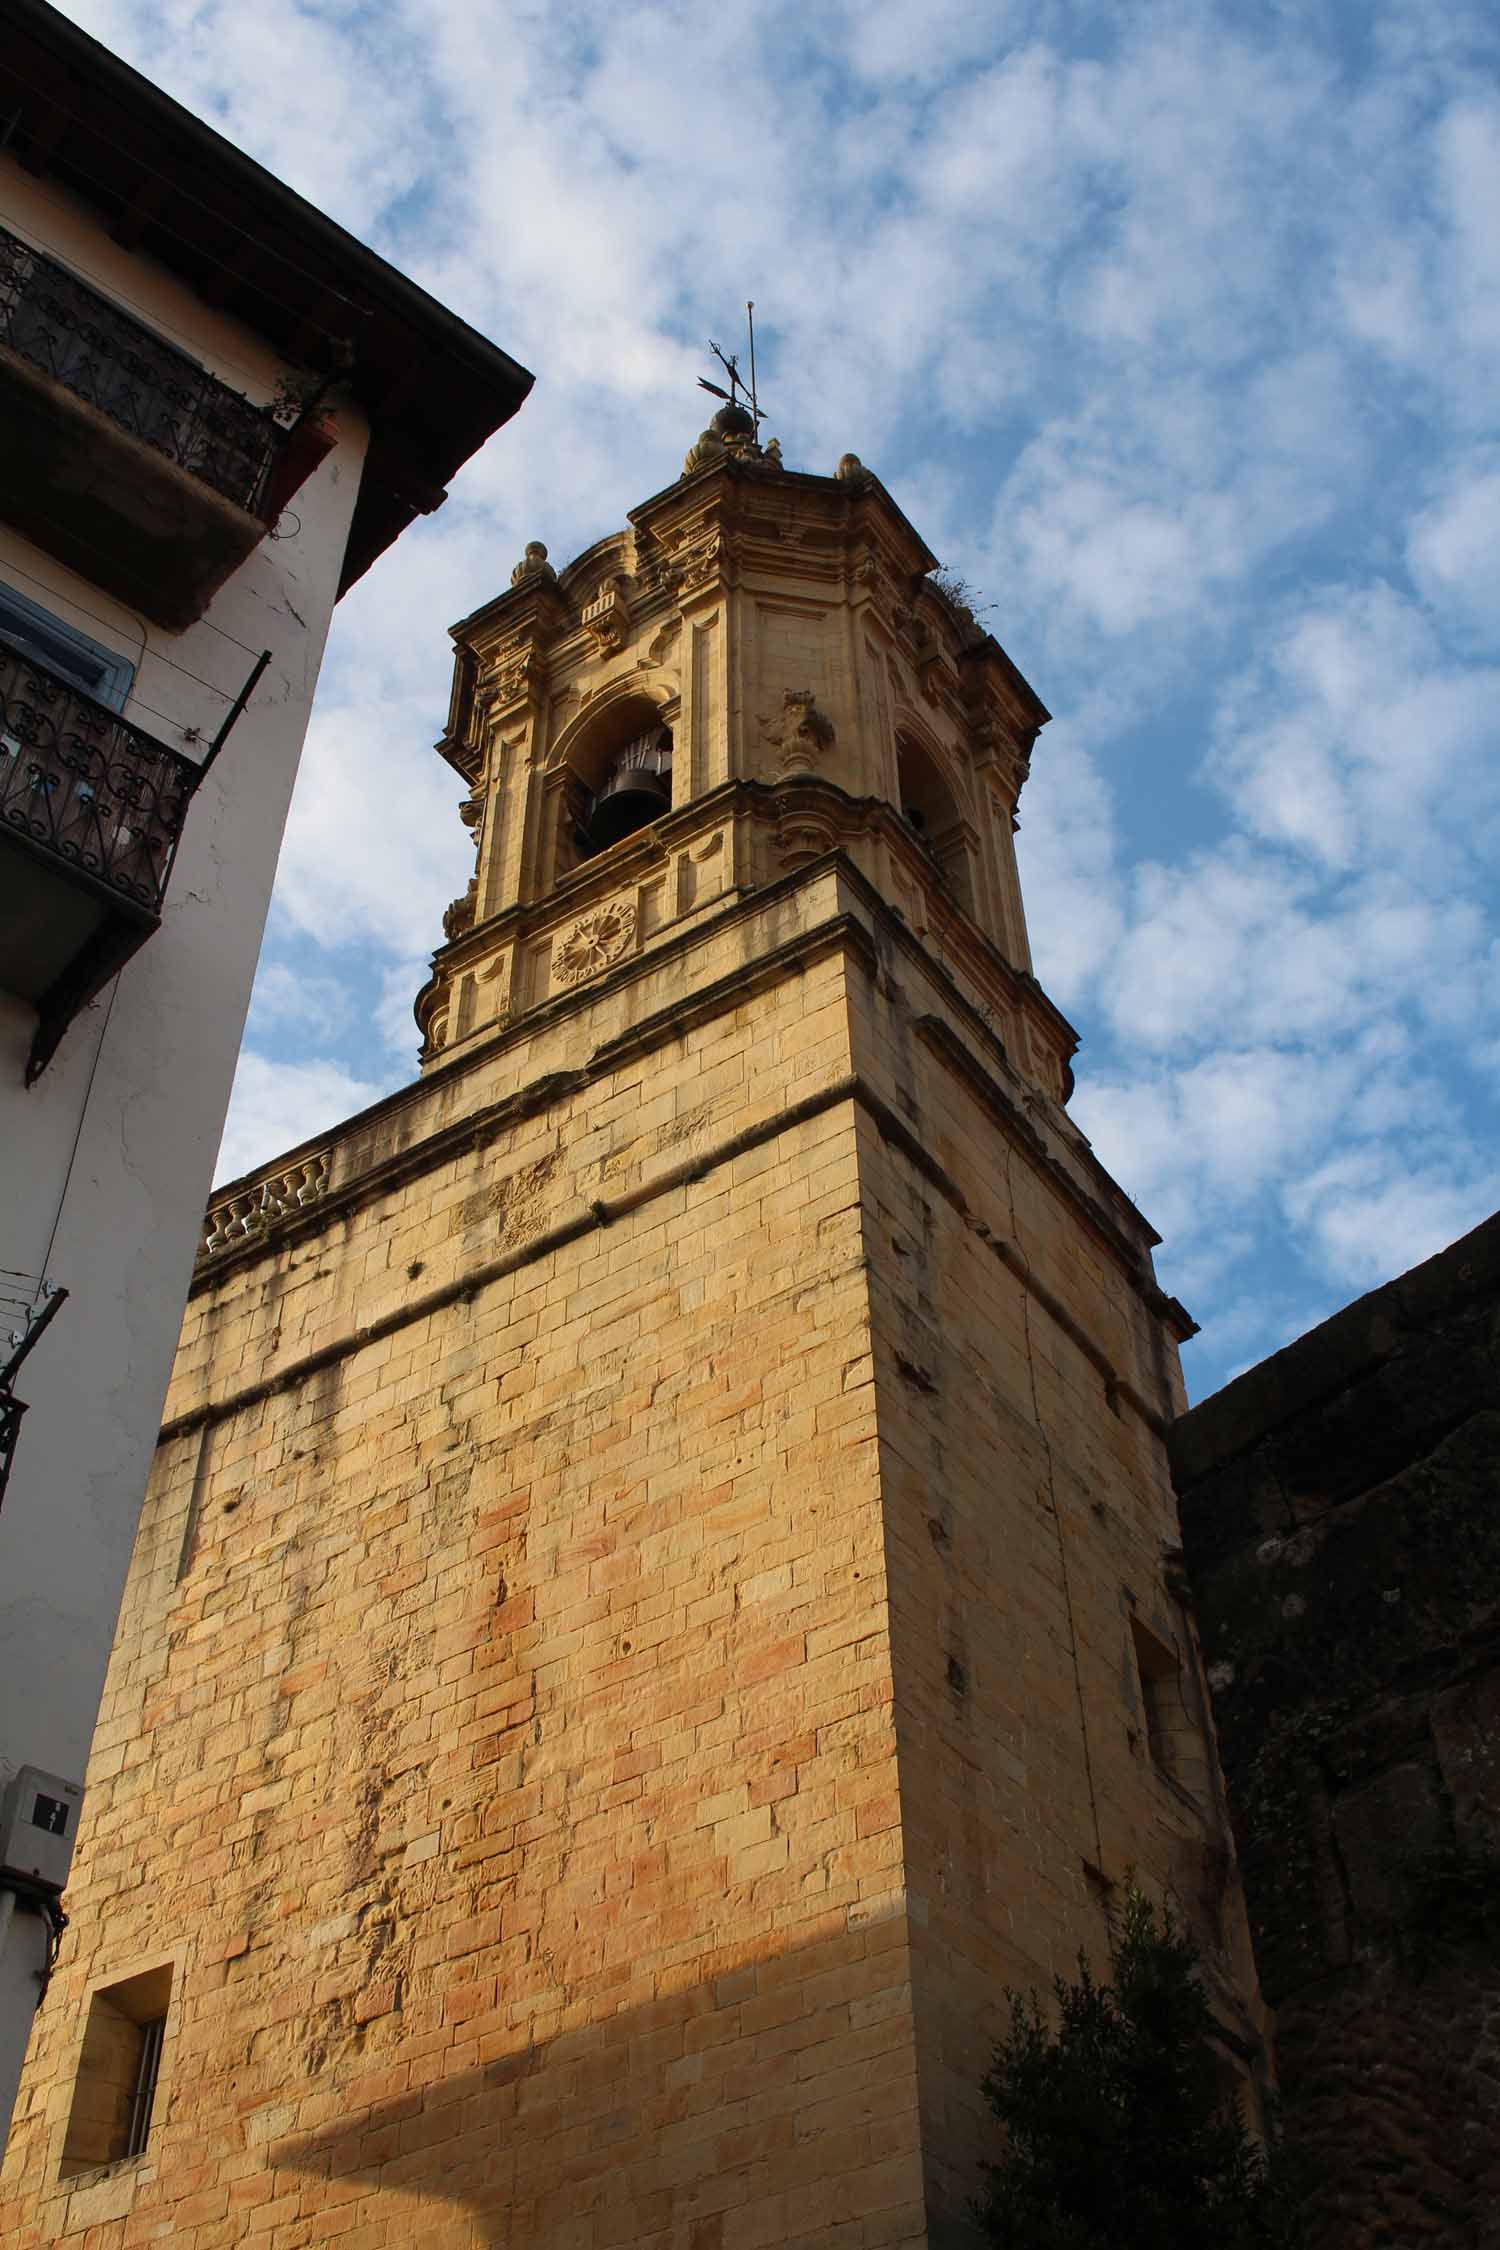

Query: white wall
[0,157,370,2141]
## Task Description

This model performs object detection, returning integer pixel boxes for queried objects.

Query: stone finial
[764,436,784,469]
[685,401,766,478]
[510,540,555,587]
[835,452,866,482]
[683,426,726,476]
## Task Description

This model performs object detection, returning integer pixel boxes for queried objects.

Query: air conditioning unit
[0,1767,84,1892]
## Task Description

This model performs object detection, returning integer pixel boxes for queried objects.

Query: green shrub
[977,1890,1304,2249]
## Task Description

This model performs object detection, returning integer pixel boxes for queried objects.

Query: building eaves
[1,0,535,598]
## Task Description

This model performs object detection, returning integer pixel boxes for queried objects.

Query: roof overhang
[1,0,535,598]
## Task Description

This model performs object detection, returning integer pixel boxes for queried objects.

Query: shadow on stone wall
[254,1913,928,2249]
[1173,1212,1500,2249]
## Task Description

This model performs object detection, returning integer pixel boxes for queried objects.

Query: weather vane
[698,301,764,426]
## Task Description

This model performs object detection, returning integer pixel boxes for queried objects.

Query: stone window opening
[60,1963,171,2175]
[1129,1614,1191,1779]
[895,735,974,915]
[555,698,673,876]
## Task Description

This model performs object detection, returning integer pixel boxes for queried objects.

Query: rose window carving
[554,900,637,984]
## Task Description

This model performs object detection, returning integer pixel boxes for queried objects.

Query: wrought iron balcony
[0,223,286,628]
[0,631,199,1079]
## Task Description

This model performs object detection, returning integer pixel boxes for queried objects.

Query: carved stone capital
[678,534,724,594]
[913,636,952,706]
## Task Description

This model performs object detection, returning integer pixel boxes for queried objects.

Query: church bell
[585,725,673,850]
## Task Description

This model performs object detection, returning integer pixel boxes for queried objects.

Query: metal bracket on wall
[0,1280,66,1513]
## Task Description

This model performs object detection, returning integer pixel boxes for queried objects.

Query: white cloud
[835,0,1029,88]
[1209,584,1500,875]
[269,693,473,959]
[1282,1146,1494,1292]
[1015,729,1124,1006]
[243,959,355,1043]
[49,0,1500,1399]
[215,1052,386,1185]
[1407,457,1500,646]
[375,958,429,1065]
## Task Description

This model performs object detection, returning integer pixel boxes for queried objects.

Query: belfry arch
[896,729,976,916]
[550,688,675,879]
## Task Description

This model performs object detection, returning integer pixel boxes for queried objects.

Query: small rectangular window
[0,579,135,712]
[1129,1614,1183,1776]
[61,1963,171,2175]
[125,2014,165,2155]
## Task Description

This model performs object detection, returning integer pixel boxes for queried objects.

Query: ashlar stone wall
[0,866,1262,2246]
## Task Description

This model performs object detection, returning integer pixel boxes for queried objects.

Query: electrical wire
[0,537,270,661]
[39,977,119,1287]
[115,690,219,736]
[0,557,246,703]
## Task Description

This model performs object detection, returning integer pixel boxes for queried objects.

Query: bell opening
[580,726,673,855]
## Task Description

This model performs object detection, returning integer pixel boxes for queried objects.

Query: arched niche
[896,733,976,916]
[550,688,676,881]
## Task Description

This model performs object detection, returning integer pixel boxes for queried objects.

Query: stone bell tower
[414,408,1053,1089]
[1,407,1264,2250]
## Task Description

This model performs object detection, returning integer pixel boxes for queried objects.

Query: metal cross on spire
[697,302,764,425]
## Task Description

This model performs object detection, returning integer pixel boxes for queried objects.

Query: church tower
[1,405,1264,2248]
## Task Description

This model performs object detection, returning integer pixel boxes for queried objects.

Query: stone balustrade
[201,1152,329,1256]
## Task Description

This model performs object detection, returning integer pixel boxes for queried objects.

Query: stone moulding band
[198,853,1117,1288]
[192,914,870,1281]
[191,894,1147,1320]
[163,1063,1172,1451]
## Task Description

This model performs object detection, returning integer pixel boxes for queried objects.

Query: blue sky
[64,0,1500,1399]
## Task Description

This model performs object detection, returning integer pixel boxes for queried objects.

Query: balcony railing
[0,222,280,516]
[0,633,205,1077]
[0,634,197,919]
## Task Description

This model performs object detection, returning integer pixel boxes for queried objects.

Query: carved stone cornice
[487,640,547,712]
[674,527,734,602]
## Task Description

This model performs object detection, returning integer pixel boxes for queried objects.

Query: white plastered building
[0,0,532,2146]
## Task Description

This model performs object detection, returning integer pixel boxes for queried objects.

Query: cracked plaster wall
[0,152,368,2144]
